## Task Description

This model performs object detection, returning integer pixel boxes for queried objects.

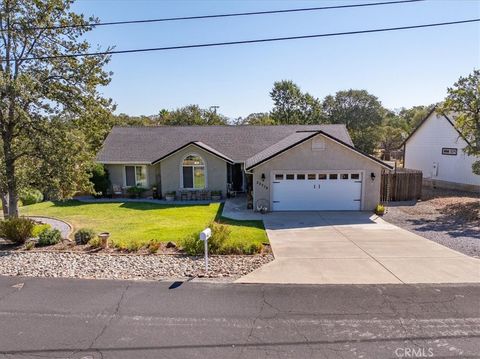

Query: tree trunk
[5,160,18,218]
[2,130,18,218]
[0,192,8,217]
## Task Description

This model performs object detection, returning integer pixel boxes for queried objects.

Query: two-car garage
[271,171,363,211]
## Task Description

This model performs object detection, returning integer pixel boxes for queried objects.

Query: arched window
[182,154,206,189]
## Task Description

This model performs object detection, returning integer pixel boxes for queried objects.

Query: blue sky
[72,0,480,118]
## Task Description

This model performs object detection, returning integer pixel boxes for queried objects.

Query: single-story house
[402,108,480,192]
[97,125,393,211]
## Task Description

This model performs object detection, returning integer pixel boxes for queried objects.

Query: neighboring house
[402,109,480,192]
[97,125,392,211]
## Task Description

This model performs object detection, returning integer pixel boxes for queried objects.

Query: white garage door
[271,172,362,211]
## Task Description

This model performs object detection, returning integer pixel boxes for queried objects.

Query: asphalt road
[0,276,479,358]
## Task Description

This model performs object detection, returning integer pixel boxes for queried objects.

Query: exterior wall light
[261,173,266,181]
[371,172,376,181]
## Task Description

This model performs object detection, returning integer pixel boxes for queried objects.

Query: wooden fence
[381,168,423,202]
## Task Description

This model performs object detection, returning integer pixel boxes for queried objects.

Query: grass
[20,200,267,251]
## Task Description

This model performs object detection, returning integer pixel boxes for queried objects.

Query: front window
[125,166,147,187]
[182,155,206,189]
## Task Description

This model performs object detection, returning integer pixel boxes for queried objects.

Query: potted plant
[151,185,159,199]
[375,204,385,216]
[127,186,146,199]
[165,191,176,201]
[211,190,222,201]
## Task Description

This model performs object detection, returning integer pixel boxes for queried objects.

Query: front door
[232,163,243,191]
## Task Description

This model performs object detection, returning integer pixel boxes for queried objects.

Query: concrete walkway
[237,212,480,284]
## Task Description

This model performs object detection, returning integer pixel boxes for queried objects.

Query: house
[402,109,480,192]
[97,125,393,211]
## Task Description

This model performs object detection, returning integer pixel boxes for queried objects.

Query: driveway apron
[237,212,480,284]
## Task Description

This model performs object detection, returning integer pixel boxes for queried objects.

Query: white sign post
[199,228,212,273]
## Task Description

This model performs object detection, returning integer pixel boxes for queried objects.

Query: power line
[11,18,480,62]
[22,0,424,31]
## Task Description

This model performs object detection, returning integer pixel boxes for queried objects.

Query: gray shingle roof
[245,130,393,170]
[97,124,353,164]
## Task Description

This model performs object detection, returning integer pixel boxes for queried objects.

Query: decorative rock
[0,251,273,281]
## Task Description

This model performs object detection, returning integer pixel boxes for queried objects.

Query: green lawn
[20,200,267,251]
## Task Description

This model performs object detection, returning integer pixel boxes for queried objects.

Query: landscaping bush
[0,217,34,243]
[244,242,262,255]
[127,186,146,199]
[32,223,52,238]
[182,222,231,255]
[88,236,102,248]
[375,204,385,215]
[37,228,62,246]
[182,233,204,255]
[208,222,230,253]
[89,163,111,198]
[19,189,44,205]
[75,228,96,245]
[146,239,161,254]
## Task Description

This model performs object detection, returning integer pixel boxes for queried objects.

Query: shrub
[89,163,111,198]
[146,239,161,254]
[37,228,62,246]
[208,222,230,253]
[375,204,385,215]
[32,223,52,238]
[127,186,146,199]
[19,189,44,206]
[88,236,102,248]
[182,233,203,255]
[219,243,243,255]
[182,222,231,255]
[75,228,96,245]
[243,242,263,255]
[25,241,35,250]
[0,217,34,244]
[124,241,142,252]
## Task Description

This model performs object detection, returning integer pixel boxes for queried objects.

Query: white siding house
[403,109,479,191]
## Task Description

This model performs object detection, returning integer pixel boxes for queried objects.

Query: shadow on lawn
[405,202,480,239]
[118,202,211,211]
[49,200,211,211]
[214,203,266,231]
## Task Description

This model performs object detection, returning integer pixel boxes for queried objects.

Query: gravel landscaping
[383,187,480,258]
[0,251,273,281]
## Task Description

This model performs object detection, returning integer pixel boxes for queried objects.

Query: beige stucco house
[97,125,392,211]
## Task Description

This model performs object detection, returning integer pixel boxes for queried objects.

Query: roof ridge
[111,124,343,129]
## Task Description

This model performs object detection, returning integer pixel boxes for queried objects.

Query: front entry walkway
[236,212,480,284]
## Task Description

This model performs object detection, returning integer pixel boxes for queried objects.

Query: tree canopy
[270,80,324,125]
[439,69,480,175]
[323,90,385,154]
[0,0,113,216]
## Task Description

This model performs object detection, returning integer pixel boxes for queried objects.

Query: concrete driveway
[237,212,480,284]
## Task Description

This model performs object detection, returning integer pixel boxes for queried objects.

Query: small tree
[439,69,480,175]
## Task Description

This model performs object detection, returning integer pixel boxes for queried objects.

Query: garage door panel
[272,172,362,211]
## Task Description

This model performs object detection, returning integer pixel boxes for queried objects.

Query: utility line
[20,0,424,31]
[10,18,479,62]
